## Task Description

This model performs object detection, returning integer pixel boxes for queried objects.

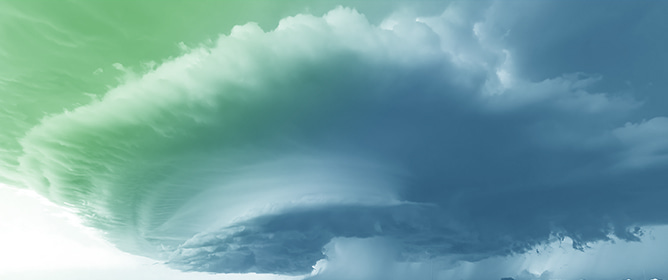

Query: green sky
[3,1,668,279]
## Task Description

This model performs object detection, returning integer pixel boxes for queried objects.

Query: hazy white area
[2,183,667,280]
[0,184,298,280]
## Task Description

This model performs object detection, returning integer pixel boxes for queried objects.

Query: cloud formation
[3,1,668,278]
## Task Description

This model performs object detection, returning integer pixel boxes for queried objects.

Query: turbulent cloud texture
[2,1,668,277]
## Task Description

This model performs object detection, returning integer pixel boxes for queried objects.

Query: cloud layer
[3,1,668,278]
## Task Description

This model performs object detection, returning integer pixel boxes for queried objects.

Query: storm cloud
[2,1,668,278]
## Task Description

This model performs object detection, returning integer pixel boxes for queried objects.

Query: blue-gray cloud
[5,1,668,278]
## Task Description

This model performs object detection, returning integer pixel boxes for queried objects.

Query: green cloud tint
[3,1,668,278]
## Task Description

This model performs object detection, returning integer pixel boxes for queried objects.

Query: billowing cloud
[2,1,668,278]
[614,117,668,168]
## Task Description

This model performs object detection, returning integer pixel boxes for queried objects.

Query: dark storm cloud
[6,1,668,277]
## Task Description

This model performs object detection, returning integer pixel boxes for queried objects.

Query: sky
[1,1,668,279]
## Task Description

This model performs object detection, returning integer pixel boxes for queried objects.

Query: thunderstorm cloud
[1,1,668,279]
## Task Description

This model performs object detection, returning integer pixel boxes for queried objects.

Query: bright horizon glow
[0,184,299,280]
[3,183,668,280]
[0,184,133,272]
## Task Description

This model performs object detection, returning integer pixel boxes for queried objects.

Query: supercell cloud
[1,1,668,279]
